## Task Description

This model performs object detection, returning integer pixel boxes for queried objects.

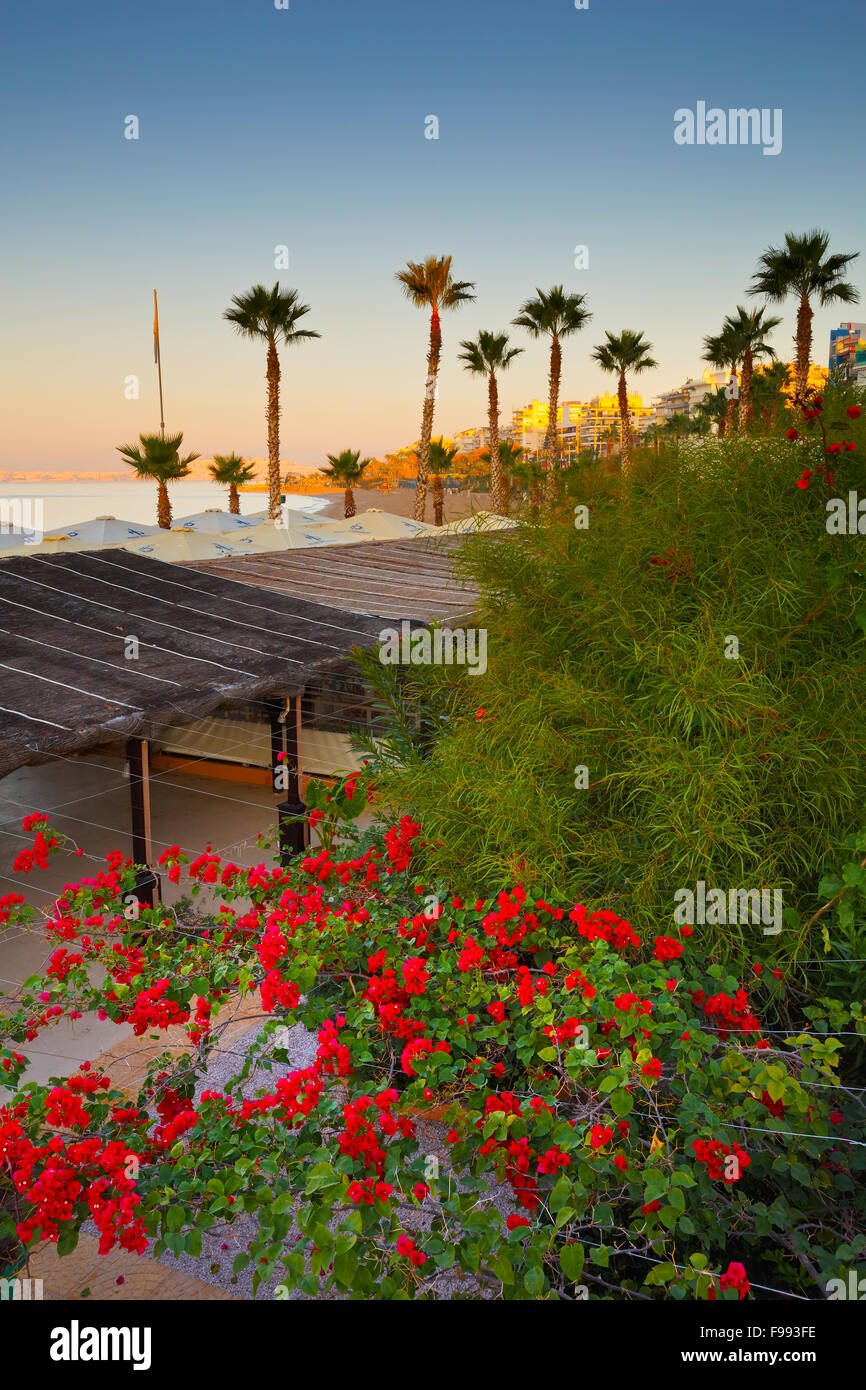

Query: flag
[153,289,160,365]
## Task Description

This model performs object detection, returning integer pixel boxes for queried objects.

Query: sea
[0,481,331,537]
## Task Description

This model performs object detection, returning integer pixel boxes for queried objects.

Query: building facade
[829,322,866,383]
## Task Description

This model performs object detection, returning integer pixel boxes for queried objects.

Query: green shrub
[357,427,866,966]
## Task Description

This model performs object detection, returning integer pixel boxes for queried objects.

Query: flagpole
[153,289,165,440]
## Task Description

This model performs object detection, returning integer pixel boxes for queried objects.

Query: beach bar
[0,548,390,901]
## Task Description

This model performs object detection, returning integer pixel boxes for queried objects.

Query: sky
[2,0,865,471]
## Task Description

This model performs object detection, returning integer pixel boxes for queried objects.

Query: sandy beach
[309,484,494,524]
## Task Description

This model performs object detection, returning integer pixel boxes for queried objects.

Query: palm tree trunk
[344,487,356,519]
[487,370,503,513]
[433,474,444,526]
[157,482,172,529]
[502,471,510,516]
[414,308,441,522]
[266,336,282,520]
[725,369,737,433]
[228,483,240,514]
[618,372,632,475]
[795,292,813,403]
[718,417,727,439]
[739,348,754,430]
[544,335,561,503]
[530,479,541,516]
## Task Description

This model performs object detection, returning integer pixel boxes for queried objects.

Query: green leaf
[611,1088,633,1118]
[560,1242,585,1283]
[550,1176,572,1213]
[165,1205,185,1233]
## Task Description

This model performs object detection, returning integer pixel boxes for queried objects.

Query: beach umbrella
[0,529,41,551]
[58,516,160,543]
[438,511,517,534]
[0,533,112,556]
[120,521,323,561]
[171,508,267,532]
[310,509,437,544]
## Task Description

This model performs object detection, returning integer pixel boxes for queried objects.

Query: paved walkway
[13,988,267,1301]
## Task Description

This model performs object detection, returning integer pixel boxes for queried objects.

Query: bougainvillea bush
[1,811,864,1300]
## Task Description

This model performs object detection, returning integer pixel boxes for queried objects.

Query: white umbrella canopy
[0,532,113,556]
[58,516,160,543]
[0,529,41,550]
[438,511,517,534]
[120,521,318,562]
[171,509,267,533]
[310,509,437,544]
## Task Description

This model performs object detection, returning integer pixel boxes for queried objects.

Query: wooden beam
[126,737,159,907]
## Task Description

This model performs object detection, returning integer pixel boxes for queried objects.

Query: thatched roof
[184,535,478,622]
[0,548,392,778]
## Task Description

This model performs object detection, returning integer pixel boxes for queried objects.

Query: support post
[126,737,160,907]
[268,696,307,867]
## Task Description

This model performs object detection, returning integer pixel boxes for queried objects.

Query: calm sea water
[0,481,330,535]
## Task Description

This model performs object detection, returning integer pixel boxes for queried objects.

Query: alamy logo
[674,102,782,157]
[49,1320,152,1371]
[825,1270,866,1300]
[378,620,487,677]
[826,492,866,534]
[0,1277,43,1300]
[0,497,44,539]
[673,881,782,936]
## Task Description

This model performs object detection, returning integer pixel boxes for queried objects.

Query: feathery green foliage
[356,425,866,970]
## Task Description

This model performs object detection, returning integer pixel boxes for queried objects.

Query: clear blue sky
[2,0,864,469]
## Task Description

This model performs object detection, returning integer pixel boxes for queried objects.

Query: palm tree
[750,229,860,402]
[750,360,790,429]
[457,331,523,514]
[602,425,619,458]
[208,453,257,513]
[322,449,372,518]
[693,386,729,437]
[116,431,199,529]
[482,439,524,515]
[428,438,460,527]
[707,307,781,430]
[223,283,320,520]
[396,256,475,522]
[702,325,743,435]
[509,452,546,516]
[591,331,657,475]
[513,286,592,499]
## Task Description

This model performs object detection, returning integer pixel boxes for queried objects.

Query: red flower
[589,1124,613,1149]
[506,1213,530,1230]
[395,1233,426,1266]
[846,406,861,418]
[641,1058,662,1079]
[786,429,799,440]
[719,1261,750,1300]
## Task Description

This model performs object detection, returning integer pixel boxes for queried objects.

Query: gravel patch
[143,1019,517,1300]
